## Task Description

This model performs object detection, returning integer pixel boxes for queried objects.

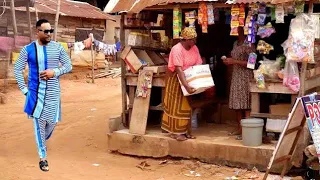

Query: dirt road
[0,68,298,180]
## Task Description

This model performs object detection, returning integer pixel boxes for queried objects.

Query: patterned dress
[229,41,255,110]
[161,43,202,134]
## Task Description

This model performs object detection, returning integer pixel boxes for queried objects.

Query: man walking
[14,19,72,172]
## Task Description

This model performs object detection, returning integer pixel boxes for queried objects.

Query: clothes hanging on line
[93,40,121,56]
[73,42,85,54]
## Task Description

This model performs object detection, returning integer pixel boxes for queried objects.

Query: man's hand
[186,86,196,94]
[40,69,55,80]
[223,58,234,65]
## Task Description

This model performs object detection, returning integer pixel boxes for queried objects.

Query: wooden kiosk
[107,0,320,173]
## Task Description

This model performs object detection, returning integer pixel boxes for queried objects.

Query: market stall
[106,0,320,171]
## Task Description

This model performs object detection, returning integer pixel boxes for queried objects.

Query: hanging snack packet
[230,5,240,36]
[247,52,257,69]
[257,22,276,38]
[173,5,182,39]
[275,5,285,23]
[239,4,246,27]
[295,1,305,15]
[250,4,259,15]
[257,14,267,25]
[244,11,252,35]
[247,16,257,44]
[257,40,274,54]
[258,3,267,14]
[185,10,196,28]
[199,2,208,33]
[270,5,276,21]
[207,4,215,25]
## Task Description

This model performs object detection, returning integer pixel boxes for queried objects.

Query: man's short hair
[36,19,49,28]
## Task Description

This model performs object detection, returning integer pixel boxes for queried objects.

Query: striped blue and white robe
[14,41,72,123]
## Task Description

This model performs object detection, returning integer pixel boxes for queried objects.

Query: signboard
[263,93,318,180]
[301,93,320,162]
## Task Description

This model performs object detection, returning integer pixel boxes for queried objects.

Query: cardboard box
[269,104,292,116]
[266,119,287,132]
[146,51,167,65]
[121,46,154,73]
[179,64,215,96]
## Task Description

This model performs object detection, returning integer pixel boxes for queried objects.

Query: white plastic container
[241,118,264,146]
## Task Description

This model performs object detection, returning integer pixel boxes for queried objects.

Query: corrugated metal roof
[12,0,115,21]
[3,0,35,7]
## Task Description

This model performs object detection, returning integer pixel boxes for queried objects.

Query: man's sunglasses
[38,29,54,34]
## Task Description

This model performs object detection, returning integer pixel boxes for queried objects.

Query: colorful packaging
[247,53,257,69]
[257,40,274,54]
[257,22,276,38]
[244,11,252,35]
[257,14,267,25]
[247,16,257,44]
[173,5,182,39]
[250,4,259,15]
[270,6,276,21]
[230,5,240,36]
[207,4,215,25]
[254,70,266,89]
[198,2,208,33]
[239,4,246,27]
[185,10,196,28]
[295,1,305,15]
[276,5,285,24]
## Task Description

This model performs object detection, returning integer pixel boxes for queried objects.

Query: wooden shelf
[131,46,170,53]
[128,104,163,111]
[123,25,166,30]
[250,112,288,120]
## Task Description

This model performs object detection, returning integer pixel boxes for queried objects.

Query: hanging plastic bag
[258,57,281,80]
[283,61,300,93]
[282,14,316,63]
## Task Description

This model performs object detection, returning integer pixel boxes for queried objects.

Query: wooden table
[250,80,298,120]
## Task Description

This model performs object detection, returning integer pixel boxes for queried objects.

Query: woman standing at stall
[161,27,203,141]
[223,26,256,140]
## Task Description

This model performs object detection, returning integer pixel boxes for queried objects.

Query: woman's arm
[233,60,247,67]
[176,66,195,94]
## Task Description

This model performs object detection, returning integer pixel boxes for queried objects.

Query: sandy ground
[0,67,301,180]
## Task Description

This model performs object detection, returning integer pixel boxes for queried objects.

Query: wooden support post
[10,0,18,37]
[53,0,61,41]
[251,92,260,114]
[128,86,135,123]
[26,3,32,41]
[91,40,95,84]
[120,13,127,126]
[35,7,39,21]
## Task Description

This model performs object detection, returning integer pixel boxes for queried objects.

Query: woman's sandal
[185,134,196,139]
[39,160,49,172]
[235,135,242,140]
[228,130,241,136]
[170,134,188,141]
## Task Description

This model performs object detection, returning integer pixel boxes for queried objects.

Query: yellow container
[11,52,20,64]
